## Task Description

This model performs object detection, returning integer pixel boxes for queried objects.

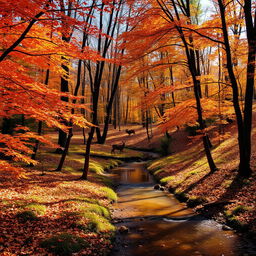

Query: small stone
[55,147,64,154]
[154,184,161,190]
[222,224,232,231]
[119,226,129,234]
[192,251,202,255]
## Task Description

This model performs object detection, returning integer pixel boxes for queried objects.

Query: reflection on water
[112,162,151,184]
[114,220,241,256]
[111,162,256,256]
[116,186,192,218]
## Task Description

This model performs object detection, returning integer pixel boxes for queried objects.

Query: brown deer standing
[111,141,125,153]
[125,129,135,135]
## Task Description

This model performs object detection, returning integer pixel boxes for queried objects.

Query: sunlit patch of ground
[1,112,255,254]
[0,138,143,256]
[0,172,116,255]
[148,110,256,233]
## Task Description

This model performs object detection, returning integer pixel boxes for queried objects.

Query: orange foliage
[0,0,106,177]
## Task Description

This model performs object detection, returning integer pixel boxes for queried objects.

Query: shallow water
[111,162,256,256]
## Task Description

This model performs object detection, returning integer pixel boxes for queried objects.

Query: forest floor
[147,105,256,236]
[99,113,256,235]
[0,135,145,256]
[0,107,256,255]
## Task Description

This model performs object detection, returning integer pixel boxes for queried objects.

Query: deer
[125,129,135,135]
[111,141,125,153]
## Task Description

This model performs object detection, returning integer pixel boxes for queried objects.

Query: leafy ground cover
[0,137,143,256]
[1,118,256,255]
[148,120,256,234]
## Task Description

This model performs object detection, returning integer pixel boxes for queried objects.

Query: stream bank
[109,160,256,256]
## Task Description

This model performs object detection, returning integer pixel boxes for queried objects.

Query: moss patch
[40,233,88,256]
[23,203,46,215]
[99,187,117,202]
[78,212,115,233]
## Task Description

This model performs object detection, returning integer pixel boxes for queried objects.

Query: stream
[110,161,256,256]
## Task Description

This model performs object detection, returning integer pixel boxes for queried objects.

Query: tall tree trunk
[240,42,255,176]
[96,64,122,144]
[96,4,128,143]
[21,115,25,126]
[55,2,95,171]
[117,88,121,131]
[145,110,150,141]
[55,53,84,171]
[30,67,50,163]
[81,64,87,145]
[166,0,217,172]
[112,95,117,129]
[81,127,94,179]
[58,62,69,148]
[125,95,130,125]
[30,121,42,165]
[218,0,252,176]
[81,90,99,179]
[2,118,14,135]
[240,0,255,176]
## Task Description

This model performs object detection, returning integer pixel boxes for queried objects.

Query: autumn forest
[0,0,256,255]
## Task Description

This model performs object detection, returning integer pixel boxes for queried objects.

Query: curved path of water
[110,161,255,256]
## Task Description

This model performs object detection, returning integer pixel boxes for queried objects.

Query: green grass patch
[79,203,110,219]
[29,195,44,203]
[227,205,249,216]
[100,187,117,202]
[40,233,88,256]
[63,166,76,172]
[61,198,114,233]
[224,206,250,231]
[89,161,105,174]
[223,179,233,188]
[76,197,100,204]
[160,176,175,185]
[78,212,115,233]
[224,214,248,231]
[148,149,200,172]
[188,170,199,176]
[23,203,46,215]
[192,158,208,168]
[153,169,166,175]
[103,159,122,169]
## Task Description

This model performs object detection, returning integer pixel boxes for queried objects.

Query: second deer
[125,129,135,135]
[111,141,125,153]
